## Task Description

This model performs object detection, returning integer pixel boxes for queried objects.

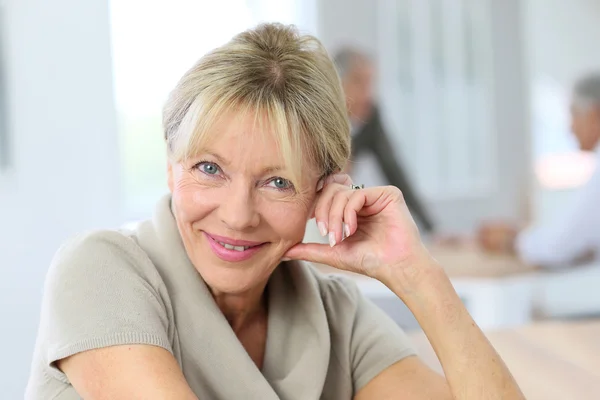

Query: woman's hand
[286,174,526,400]
[284,174,436,285]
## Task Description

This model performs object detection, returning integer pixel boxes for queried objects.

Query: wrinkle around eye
[194,161,223,177]
[265,177,294,191]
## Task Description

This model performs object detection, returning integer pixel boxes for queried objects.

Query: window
[110,0,315,219]
[376,0,495,199]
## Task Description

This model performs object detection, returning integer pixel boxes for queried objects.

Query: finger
[314,182,351,237]
[344,189,367,237]
[284,242,340,267]
[353,186,402,217]
[328,190,350,246]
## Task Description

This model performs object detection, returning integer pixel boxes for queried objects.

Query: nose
[218,182,260,231]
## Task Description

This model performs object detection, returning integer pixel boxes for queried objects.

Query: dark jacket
[351,107,434,232]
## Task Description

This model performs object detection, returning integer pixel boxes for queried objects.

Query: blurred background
[2,0,600,398]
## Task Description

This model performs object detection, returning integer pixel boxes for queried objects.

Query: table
[315,243,537,278]
[428,244,539,329]
[427,243,537,277]
[315,242,600,329]
[314,243,539,330]
[409,319,600,400]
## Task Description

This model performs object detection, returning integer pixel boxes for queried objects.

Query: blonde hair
[162,23,350,184]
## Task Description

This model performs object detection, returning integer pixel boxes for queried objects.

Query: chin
[199,265,272,295]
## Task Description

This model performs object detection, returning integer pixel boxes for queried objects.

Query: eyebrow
[204,151,286,175]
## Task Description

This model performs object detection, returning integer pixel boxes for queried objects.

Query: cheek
[260,202,311,241]
[172,175,217,223]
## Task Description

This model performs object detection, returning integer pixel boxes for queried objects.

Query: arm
[323,274,452,399]
[369,113,435,232]
[39,231,197,399]
[356,259,524,399]
[58,345,198,400]
[515,166,600,266]
[355,356,451,399]
[287,179,524,399]
[381,259,524,399]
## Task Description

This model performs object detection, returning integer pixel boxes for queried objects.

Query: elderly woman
[26,24,523,399]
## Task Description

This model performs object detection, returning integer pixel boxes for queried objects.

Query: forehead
[211,112,275,147]
[206,112,277,160]
[200,110,317,179]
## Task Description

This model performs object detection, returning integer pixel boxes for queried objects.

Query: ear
[316,176,325,192]
[167,160,175,193]
[307,177,326,219]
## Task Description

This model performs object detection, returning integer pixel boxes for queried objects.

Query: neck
[211,282,268,333]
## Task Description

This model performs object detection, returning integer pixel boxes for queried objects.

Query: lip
[205,233,265,247]
[203,232,267,262]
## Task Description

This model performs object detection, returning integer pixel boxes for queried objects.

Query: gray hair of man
[572,73,600,111]
[332,47,372,80]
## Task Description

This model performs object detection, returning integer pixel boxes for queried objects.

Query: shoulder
[303,265,417,391]
[367,106,384,130]
[46,228,162,292]
[33,229,175,394]
[304,265,365,313]
[53,228,143,261]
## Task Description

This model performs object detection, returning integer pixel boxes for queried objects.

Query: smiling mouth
[205,233,266,252]
[215,241,257,252]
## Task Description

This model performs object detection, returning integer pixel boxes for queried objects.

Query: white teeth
[218,241,250,252]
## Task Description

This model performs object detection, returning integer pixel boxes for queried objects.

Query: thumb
[284,242,339,266]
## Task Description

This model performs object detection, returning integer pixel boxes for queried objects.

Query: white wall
[525,0,600,86]
[317,0,378,53]
[317,0,531,232]
[0,0,121,396]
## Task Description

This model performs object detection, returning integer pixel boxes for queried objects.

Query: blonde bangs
[256,98,308,188]
[169,88,315,188]
[168,90,234,163]
[163,23,351,185]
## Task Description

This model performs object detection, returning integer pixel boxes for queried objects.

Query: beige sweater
[26,194,415,399]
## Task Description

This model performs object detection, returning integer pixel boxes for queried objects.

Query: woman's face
[167,111,321,295]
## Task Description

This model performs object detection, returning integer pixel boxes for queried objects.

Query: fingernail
[344,223,350,238]
[329,232,336,247]
[318,221,328,236]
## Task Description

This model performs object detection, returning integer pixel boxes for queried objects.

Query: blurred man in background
[334,48,435,233]
[480,73,600,268]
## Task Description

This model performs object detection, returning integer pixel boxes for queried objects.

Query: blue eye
[268,177,293,190]
[196,161,221,175]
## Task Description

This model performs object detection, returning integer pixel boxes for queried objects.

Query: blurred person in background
[333,48,436,234]
[26,23,525,400]
[479,72,600,268]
